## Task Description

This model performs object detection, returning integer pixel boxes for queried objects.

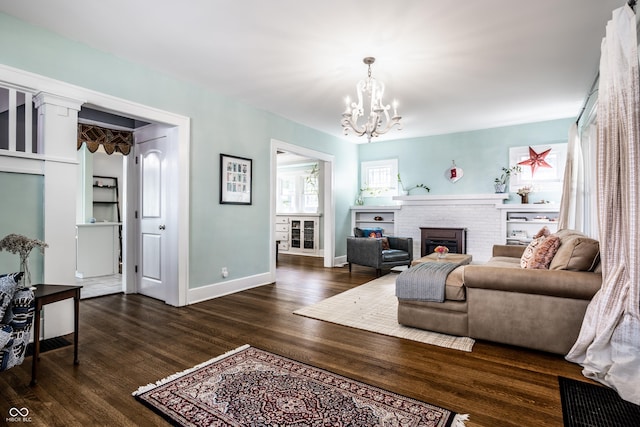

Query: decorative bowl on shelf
[373,216,383,221]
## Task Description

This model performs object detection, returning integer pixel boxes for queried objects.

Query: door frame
[0,63,190,306]
[270,139,335,277]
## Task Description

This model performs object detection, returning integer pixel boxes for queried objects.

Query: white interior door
[136,126,177,302]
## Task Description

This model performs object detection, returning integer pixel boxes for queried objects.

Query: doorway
[75,106,187,306]
[270,139,335,279]
[76,109,141,299]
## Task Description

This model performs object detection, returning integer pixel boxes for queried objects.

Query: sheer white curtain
[558,123,585,231]
[566,4,640,405]
[559,114,599,238]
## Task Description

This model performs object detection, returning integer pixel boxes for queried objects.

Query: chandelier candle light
[342,57,402,142]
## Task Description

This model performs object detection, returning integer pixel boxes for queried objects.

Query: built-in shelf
[350,206,401,236]
[497,204,560,245]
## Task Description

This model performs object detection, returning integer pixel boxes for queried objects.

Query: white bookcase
[497,205,560,245]
[350,206,401,236]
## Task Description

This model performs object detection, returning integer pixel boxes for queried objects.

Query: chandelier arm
[341,116,368,136]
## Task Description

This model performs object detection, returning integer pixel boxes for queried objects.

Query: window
[276,163,319,213]
[360,159,398,197]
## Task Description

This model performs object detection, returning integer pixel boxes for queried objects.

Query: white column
[34,92,84,339]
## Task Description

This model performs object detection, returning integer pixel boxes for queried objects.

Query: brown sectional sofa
[397,229,602,354]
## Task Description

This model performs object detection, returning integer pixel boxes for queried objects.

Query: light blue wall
[0,12,576,290]
[358,118,574,204]
[0,13,359,288]
[0,172,45,282]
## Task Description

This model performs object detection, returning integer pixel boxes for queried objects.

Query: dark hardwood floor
[0,254,589,426]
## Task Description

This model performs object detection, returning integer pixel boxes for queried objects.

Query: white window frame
[360,159,398,197]
[276,165,319,213]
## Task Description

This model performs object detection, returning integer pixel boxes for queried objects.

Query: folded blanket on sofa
[395,261,462,302]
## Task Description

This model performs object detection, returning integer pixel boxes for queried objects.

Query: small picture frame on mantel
[220,153,252,205]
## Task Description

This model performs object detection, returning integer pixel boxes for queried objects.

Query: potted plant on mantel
[397,174,430,195]
[494,166,521,193]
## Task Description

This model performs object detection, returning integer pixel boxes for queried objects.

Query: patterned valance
[77,123,133,155]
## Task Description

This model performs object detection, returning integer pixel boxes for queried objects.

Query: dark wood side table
[31,284,82,386]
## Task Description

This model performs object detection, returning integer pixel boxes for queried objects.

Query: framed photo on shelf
[220,153,252,205]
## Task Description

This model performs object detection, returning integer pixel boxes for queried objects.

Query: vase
[355,194,364,205]
[437,252,447,259]
[520,194,529,204]
[494,183,506,193]
[19,258,30,289]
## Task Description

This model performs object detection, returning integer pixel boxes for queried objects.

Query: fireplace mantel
[392,193,509,205]
[392,193,510,263]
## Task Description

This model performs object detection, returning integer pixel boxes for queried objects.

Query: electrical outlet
[221,267,229,278]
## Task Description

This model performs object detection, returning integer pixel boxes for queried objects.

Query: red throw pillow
[526,235,561,269]
[534,226,551,239]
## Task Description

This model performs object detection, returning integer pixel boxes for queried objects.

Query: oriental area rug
[133,345,468,427]
[294,273,475,352]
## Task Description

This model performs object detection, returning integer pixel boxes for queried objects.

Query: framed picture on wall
[220,153,252,205]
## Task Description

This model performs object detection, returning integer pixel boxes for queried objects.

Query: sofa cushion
[0,273,20,321]
[549,230,600,271]
[381,249,409,262]
[526,235,561,269]
[487,256,522,268]
[444,266,466,301]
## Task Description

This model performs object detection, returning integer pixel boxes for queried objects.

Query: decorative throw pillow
[0,273,20,321]
[520,237,545,268]
[362,227,384,238]
[520,226,552,268]
[379,237,390,250]
[526,235,561,269]
[533,226,551,239]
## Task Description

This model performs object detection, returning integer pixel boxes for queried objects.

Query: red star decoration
[518,146,552,176]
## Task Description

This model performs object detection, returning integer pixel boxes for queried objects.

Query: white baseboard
[187,272,272,304]
[334,255,347,267]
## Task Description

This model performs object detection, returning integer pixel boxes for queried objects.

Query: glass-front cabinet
[276,215,319,255]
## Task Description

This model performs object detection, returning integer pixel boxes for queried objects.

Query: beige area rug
[294,273,475,352]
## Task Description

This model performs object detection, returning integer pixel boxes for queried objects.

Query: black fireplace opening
[420,227,467,256]
[425,239,459,254]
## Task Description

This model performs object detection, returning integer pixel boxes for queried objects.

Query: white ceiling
[0,0,625,142]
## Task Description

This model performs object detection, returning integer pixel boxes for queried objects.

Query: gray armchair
[347,228,413,276]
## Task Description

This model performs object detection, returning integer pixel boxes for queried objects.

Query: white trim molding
[0,63,191,307]
[393,193,509,205]
[187,273,272,304]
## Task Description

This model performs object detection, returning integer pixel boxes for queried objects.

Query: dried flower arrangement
[0,233,48,287]
[517,186,533,196]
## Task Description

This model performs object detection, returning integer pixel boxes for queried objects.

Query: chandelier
[341,57,402,142]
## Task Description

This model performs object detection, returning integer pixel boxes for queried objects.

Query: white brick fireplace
[393,194,509,263]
